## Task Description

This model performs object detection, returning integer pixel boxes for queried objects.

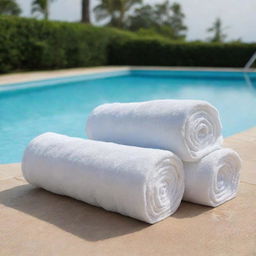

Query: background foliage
[108,38,256,67]
[0,16,132,73]
[0,16,255,73]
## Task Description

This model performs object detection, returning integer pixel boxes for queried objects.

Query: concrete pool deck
[0,66,255,86]
[0,127,256,256]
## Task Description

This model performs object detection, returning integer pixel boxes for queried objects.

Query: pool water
[0,70,256,164]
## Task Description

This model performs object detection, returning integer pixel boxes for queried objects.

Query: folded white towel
[86,100,223,162]
[183,148,241,207]
[22,132,184,224]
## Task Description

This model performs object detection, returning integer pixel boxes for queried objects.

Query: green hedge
[108,38,256,67]
[0,16,255,73]
[0,16,133,73]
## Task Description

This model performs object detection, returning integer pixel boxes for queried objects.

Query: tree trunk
[81,0,90,23]
[44,0,49,20]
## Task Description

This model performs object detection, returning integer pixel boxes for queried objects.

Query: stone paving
[0,128,255,256]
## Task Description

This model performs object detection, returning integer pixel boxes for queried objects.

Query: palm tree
[94,0,141,28]
[169,3,187,39]
[126,1,187,40]
[94,0,119,27]
[31,0,55,20]
[207,18,227,43]
[0,0,21,15]
[154,0,171,24]
[81,0,90,23]
[125,4,155,30]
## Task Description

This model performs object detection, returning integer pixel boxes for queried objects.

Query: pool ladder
[244,51,256,72]
[243,51,256,91]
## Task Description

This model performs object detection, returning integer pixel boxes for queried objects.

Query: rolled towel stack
[22,132,184,224]
[86,100,223,162]
[22,99,241,224]
[86,100,241,207]
[183,148,241,207]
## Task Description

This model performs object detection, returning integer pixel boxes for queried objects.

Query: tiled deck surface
[0,128,256,256]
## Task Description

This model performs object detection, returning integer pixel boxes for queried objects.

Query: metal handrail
[244,51,256,72]
[244,72,255,92]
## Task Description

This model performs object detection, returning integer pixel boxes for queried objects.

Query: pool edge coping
[1,66,256,87]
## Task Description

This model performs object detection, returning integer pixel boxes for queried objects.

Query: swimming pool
[0,69,256,164]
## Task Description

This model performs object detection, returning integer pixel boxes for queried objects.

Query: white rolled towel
[86,100,223,162]
[183,148,241,207]
[22,132,184,224]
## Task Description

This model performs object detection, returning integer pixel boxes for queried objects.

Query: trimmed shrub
[0,16,255,73]
[0,16,132,73]
[108,38,256,67]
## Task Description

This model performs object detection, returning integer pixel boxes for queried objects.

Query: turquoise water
[0,70,256,164]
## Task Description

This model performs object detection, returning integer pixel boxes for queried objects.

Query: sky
[16,0,256,42]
